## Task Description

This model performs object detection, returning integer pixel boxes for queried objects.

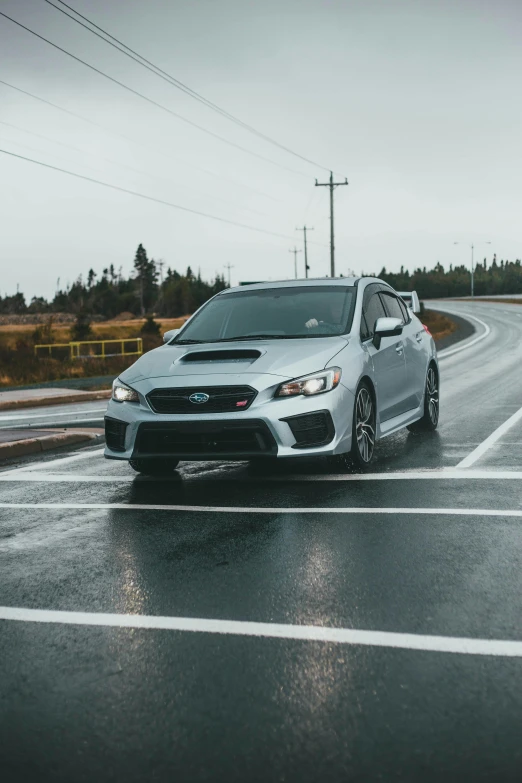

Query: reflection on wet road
[2,300,522,782]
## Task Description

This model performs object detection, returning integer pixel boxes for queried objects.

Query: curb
[0,390,111,412]
[0,429,104,460]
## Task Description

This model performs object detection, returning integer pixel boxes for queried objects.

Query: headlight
[275,367,342,398]
[112,379,139,403]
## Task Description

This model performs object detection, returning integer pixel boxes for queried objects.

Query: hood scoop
[180,349,261,364]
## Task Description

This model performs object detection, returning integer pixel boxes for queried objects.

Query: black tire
[129,459,180,475]
[407,364,439,432]
[349,381,377,469]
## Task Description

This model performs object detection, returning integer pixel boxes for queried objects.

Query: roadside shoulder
[0,390,111,412]
[430,311,475,351]
[0,428,104,460]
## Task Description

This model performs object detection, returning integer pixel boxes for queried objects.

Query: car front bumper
[104,383,355,462]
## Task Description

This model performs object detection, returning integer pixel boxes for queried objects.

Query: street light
[453,241,492,298]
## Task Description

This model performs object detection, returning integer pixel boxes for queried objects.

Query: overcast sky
[1,0,521,301]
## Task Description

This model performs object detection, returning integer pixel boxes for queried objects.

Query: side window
[360,284,379,340]
[362,293,387,339]
[397,297,410,323]
[360,311,370,341]
[380,292,406,322]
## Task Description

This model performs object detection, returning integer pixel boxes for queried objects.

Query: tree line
[0,244,227,318]
[377,255,522,298]
[1,248,521,318]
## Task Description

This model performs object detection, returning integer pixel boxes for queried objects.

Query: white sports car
[104,277,439,473]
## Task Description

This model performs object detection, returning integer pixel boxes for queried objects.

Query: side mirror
[163,328,180,343]
[410,291,421,313]
[397,291,421,313]
[372,317,403,349]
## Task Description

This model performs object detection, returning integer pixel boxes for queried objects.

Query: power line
[44,0,331,172]
[0,147,323,244]
[0,10,310,178]
[0,79,279,202]
[0,119,166,179]
[0,119,272,218]
[0,134,110,178]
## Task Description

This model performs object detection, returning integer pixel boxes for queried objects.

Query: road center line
[457,405,522,468]
[0,502,521,517]
[1,605,522,658]
[2,469,522,482]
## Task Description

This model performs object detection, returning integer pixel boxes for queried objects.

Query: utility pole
[454,241,491,297]
[296,226,313,278]
[157,259,165,285]
[315,171,348,277]
[471,245,474,298]
[289,247,302,279]
[224,263,234,287]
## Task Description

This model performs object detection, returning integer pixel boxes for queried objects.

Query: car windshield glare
[174,286,356,343]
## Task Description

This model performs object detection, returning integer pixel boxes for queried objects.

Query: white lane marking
[1,605,522,658]
[2,469,522,483]
[436,312,491,359]
[457,405,522,468]
[0,502,521,517]
[0,418,104,431]
[0,407,106,422]
[264,469,522,481]
[1,447,105,475]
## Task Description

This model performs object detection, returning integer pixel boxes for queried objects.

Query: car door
[360,287,408,422]
[380,291,423,411]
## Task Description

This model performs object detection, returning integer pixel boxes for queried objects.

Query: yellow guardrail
[34,338,143,360]
[33,342,71,357]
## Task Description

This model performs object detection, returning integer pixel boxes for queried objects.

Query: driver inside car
[304,298,345,333]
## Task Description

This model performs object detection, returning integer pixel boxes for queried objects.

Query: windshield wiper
[173,339,206,344]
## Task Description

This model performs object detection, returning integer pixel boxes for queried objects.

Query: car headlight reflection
[275,367,342,398]
[112,379,139,403]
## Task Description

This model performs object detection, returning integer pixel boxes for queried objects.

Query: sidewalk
[0,387,111,411]
[0,427,104,460]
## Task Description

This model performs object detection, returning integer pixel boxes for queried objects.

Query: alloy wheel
[427,366,439,426]
[355,387,375,463]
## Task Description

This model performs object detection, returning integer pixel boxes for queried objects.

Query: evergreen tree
[133,243,158,315]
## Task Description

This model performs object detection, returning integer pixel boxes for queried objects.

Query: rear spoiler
[397,291,420,313]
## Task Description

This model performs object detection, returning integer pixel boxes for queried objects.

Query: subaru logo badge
[189,392,210,404]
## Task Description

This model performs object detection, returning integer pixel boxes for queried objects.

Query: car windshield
[174,286,356,343]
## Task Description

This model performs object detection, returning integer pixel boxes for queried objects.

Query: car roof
[220,277,362,295]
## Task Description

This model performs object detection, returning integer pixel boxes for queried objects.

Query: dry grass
[0,317,186,349]
[0,317,189,387]
[421,309,457,342]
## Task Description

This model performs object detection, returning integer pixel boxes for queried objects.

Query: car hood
[120,336,349,385]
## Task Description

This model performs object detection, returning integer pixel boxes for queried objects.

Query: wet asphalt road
[1,300,522,782]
